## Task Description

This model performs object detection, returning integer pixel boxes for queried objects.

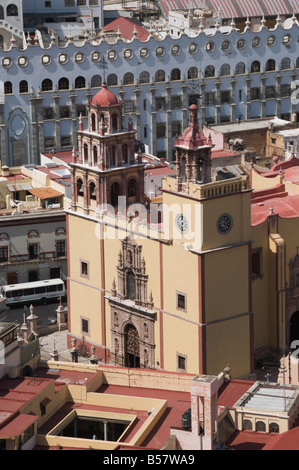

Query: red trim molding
[198,254,206,375]
[159,242,164,370]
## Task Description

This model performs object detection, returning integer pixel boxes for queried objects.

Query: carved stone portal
[107,236,156,368]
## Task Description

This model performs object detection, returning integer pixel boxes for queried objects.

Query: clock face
[176,214,188,233]
[217,214,233,234]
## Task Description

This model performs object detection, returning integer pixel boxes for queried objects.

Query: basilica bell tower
[70,83,145,215]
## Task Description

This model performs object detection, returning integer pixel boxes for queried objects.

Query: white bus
[0,279,66,306]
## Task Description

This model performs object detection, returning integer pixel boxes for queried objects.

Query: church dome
[92,83,119,107]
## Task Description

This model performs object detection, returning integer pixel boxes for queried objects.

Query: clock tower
[161,105,254,377]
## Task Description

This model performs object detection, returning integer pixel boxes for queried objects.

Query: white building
[1,8,299,165]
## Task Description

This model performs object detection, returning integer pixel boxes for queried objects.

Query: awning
[28,187,63,200]
[158,0,299,18]
[7,183,33,192]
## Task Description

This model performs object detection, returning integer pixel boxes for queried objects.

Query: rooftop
[208,117,291,134]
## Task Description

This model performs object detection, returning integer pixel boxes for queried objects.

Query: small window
[18,56,28,67]
[252,37,261,48]
[60,106,70,119]
[251,88,261,101]
[91,51,101,62]
[177,292,186,311]
[171,44,180,55]
[107,49,117,61]
[82,318,89,334]
[221,40,230,51]
[256,421,266,432]
[75,52,85,63]
[188,42,197,54]
[171,96,181,109]
[35,286,46,294]
[237,38,246,49]
[46,285,57,293]
[177,354,186,371]
[156,123,166,138]
[206,41,215,52]
[19,80,28,93]
[2,57,12,68]
[58,53,68,64]
[124,49,133,59]
[140,47,149,58]
[41,55,51,65]
[156,46,165,57]
[0,246,8,262]
[282,34,291,45]
[155,97,166,110]
[221,91,230,104]
[267,35,276,46]
[81,261,88,277]
[252,248,262,278]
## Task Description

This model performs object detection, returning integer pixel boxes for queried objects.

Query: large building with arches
[2,10,299,165]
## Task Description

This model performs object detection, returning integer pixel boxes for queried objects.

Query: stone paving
[39,329,89,364]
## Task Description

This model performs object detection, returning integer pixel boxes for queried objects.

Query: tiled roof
[103,17,150,41]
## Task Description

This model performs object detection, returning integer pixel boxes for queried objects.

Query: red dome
[92,83,119,107]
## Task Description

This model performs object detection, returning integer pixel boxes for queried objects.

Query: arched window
[296,57,299,69]
[83,144,88,164]
[91,113,96,132]
[242,419,253,431]
[124,72,134,85]
[42,79,53,91]
[235,62,246,75]
[122,144,129,164]
[58,77,69,90]
[205,65,215,77]
[220,63,230,76]
[155,69,165,82]
[76,178,83,197]
[4,81,13,94]
[91,75,102,88]
[188,67,198,79]
[19,80,28,93]
[110,181,120,206]
[0,6,4,19]
[266,59,276,71]
[126,271,136,300]
[107,74,118,86]
[281,57,291,70]
[171,68,181,81]
[110,146,116,167]
[139,71,150,84]
[75,76,86,89]
[7,4,18,16]
[128,179,137,199]
[251,61,261,73]
[111,113,118,132]
[269,422,279,433]
[93,146,98,166]
[256,421,266,432]
[89,181,96,200]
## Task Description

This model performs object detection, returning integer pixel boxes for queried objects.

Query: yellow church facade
[66,85,257,378]
[66,84,299,379]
